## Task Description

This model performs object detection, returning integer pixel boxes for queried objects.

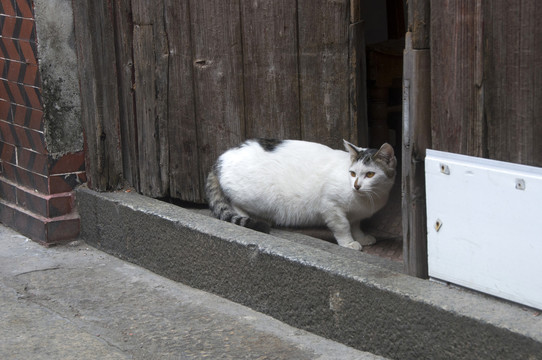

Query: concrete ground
[0,224,385,360]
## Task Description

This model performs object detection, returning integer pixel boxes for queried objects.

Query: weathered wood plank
[430,0,483,157]
[132,24,160,196]
[164,0,202,202]
[189,1,245,186]
[402,34,431,278]
[132,24,169,197]
[297,0,354,148]
[72,0,123,191]
[113,0,139,191]
[152,5,170,197]
[407,0,430,49]
[484,0,542,167]
[131,0,169,197]
[402,0,432,278]
[240,0,301,140]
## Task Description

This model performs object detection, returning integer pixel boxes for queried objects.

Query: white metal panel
[425,149,542,310]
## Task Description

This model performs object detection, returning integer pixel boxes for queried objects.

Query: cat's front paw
[359,234,376,246]
[344,241,362,251]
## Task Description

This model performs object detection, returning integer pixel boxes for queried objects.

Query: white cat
[205,139,396,250]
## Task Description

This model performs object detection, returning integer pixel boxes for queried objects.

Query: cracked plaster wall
[34,0,82,156]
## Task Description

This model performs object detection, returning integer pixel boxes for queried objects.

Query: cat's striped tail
[205,166,271,234]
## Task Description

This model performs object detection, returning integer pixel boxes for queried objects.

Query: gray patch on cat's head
[358,149,378,164]
[256,138,284,152]
[343,140,375,164]
[344,140,396,179]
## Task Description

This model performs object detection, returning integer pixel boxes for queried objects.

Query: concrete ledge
[76,187,542,359]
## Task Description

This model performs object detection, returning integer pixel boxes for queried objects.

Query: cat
[205,138,397,250]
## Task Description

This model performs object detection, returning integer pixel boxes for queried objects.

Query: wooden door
[73,0,368,203]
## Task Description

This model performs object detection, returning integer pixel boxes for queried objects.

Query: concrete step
[76,187,542,360]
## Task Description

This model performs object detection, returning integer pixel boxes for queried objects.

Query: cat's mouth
[353,187,373,197]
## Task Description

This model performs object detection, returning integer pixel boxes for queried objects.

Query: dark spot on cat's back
[257,138,284,152]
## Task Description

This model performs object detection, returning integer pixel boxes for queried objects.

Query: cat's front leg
[324,212,362,250]
[351,221,376,246]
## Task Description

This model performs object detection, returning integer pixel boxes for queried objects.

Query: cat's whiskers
[359,188,381,212]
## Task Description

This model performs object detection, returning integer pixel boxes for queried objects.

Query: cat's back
[218,138,345,174]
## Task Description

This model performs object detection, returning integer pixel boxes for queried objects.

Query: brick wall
[0,0,84,244]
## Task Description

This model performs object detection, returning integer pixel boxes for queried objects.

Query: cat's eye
[349,171,356,177]
[365,172,375,178]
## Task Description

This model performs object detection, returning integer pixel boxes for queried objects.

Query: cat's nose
[354,178,361,190]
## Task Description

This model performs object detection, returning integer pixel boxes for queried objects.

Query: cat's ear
[373,143,396,166]
[343,139,362,160]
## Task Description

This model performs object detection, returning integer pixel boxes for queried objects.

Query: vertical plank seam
[238,0,248,140]
[126,1,140,191]
[127,1,140,190]
[295,0,304,140]
[475,0,488,158]
[347,3,353,144]
[186,1,203,199]
[162,2,171,195]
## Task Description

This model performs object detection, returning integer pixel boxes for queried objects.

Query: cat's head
[343,140,397,194]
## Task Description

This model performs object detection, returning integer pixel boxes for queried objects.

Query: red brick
[7,80,22,103]
[11,123,26,146]
[12,124,46,153]
[0,60,38,87]
[16,185,74,217]
[1,37,21,62]
[0,176,16,202]
[18,18,35,42]
[49,151,85,175]
[0,199,15,224]
[6,59,21,83]
[1,161,48,193]
[15,0,32,19]
[11,102,26,125]
[18,40,36,65]
[0,198,80,244]
[0,80,9,102]
[0,119,16,144]
[49,172,85,194]
[46,216,80,243]
[23,82,41,109]
[0,140,15,163]
[16,185,46,215]
[1,14,15,38]
[0,58,5,80]
[0,99,9,121]
[17,146,47,174]
[49,193,75,217]
[12,103,42,130]
[22,63,39,86]
[28,106,42,129]
[1,1,16,17]
[27,126,46,153]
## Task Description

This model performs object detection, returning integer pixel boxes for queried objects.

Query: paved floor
[0,224,386,359]
[363,237,402,263]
